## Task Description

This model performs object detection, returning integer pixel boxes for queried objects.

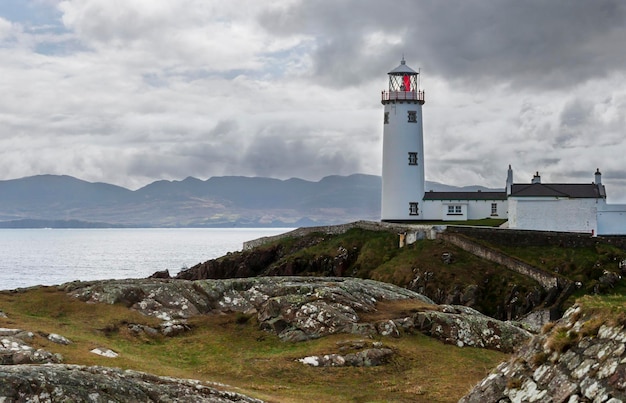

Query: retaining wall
[439,232,560,290]
[243,220,445,250]
[446,226,626,250]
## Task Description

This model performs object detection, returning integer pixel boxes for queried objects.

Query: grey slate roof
[423,191,507,201]
[509,183,606,198]
[388,61,418,75]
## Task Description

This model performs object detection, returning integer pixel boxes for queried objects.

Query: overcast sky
[2,1,626,201]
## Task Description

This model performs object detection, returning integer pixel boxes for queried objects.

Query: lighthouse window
[408,111,417,123]
[491,203,498,216]
[447,205,462,215]
[408,152,418,165]
[384,112,389,124]
[409,202,419,216]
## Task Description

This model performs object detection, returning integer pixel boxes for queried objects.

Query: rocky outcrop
[0,328,63,365]
[461,304,626,402]
[399,305,532,353]
[172,228,557,322]
[61,277,529,352]
[0,364,263,402]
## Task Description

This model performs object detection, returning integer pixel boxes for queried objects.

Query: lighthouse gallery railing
[381,90,425,102]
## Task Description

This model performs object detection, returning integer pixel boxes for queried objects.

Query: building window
[384,112,389,124]
[447,205,462,215]
[408,152,418,165]
[491,203,498,216]
[408,111,417,123]
[409,202,419,216]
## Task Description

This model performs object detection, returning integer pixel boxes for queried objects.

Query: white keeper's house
[380,57,626,236]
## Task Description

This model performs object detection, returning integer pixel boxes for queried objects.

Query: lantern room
[381,57,425,105]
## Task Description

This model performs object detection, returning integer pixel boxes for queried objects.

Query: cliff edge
[461,296,626,402]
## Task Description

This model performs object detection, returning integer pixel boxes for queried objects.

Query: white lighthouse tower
[381,57,425,221]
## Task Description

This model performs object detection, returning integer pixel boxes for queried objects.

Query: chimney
[531,171,541,184]
[595,168,602,185]
[506,165,513,195]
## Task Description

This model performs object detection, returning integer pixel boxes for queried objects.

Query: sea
[0,228,293,291]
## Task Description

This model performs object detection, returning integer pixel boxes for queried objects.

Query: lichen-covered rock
[0,364,263,402]
[47,333,72,345]
[90,348,119,358]
[461,304,626,402]
[1,335,62,365]
[61,277,528,351]
[298,348,394,367]
[407,305,532,353]
[62,277,434,342]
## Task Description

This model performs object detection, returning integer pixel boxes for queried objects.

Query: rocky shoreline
[2,223,626,401]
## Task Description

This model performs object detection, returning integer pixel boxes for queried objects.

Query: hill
[0,174,500,227]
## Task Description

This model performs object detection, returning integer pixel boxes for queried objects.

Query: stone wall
[439,232,560,290]
[446,225,626,250]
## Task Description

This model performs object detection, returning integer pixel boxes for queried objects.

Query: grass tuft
[506,377,523,389]
[530,352,549,368]
[545,326,579,354]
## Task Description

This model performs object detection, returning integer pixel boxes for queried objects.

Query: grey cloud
[604,172,626,181]
[259,0,626,90]
[2,1,626,198]
[241,127,362,180]
[560,100,591,128]
[554,100,593,147]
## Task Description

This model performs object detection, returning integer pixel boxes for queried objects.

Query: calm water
[0,228,292,290]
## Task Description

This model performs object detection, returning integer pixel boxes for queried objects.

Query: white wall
[508,197,598,234]
[421,200,441,220]
[466,200,507,220]
[441,202,468,221]
[421,199,508,221]
[597,203,626,235]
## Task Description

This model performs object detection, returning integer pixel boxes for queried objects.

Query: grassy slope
[0,287,506,403]
[475,239,626,301]
[261,228,541,318]
[274,227,626,315]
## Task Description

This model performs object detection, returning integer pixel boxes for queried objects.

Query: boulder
[47,333,72,345]
[1,336,62,365]
[149,269,171,279]
[298,348,394,367]
[0,364,263,402]
[406,305,532,353]
[90,348,118,358]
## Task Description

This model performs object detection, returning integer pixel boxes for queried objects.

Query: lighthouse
[381,57,425,221]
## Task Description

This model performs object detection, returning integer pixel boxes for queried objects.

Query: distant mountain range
[0,174,499,228]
